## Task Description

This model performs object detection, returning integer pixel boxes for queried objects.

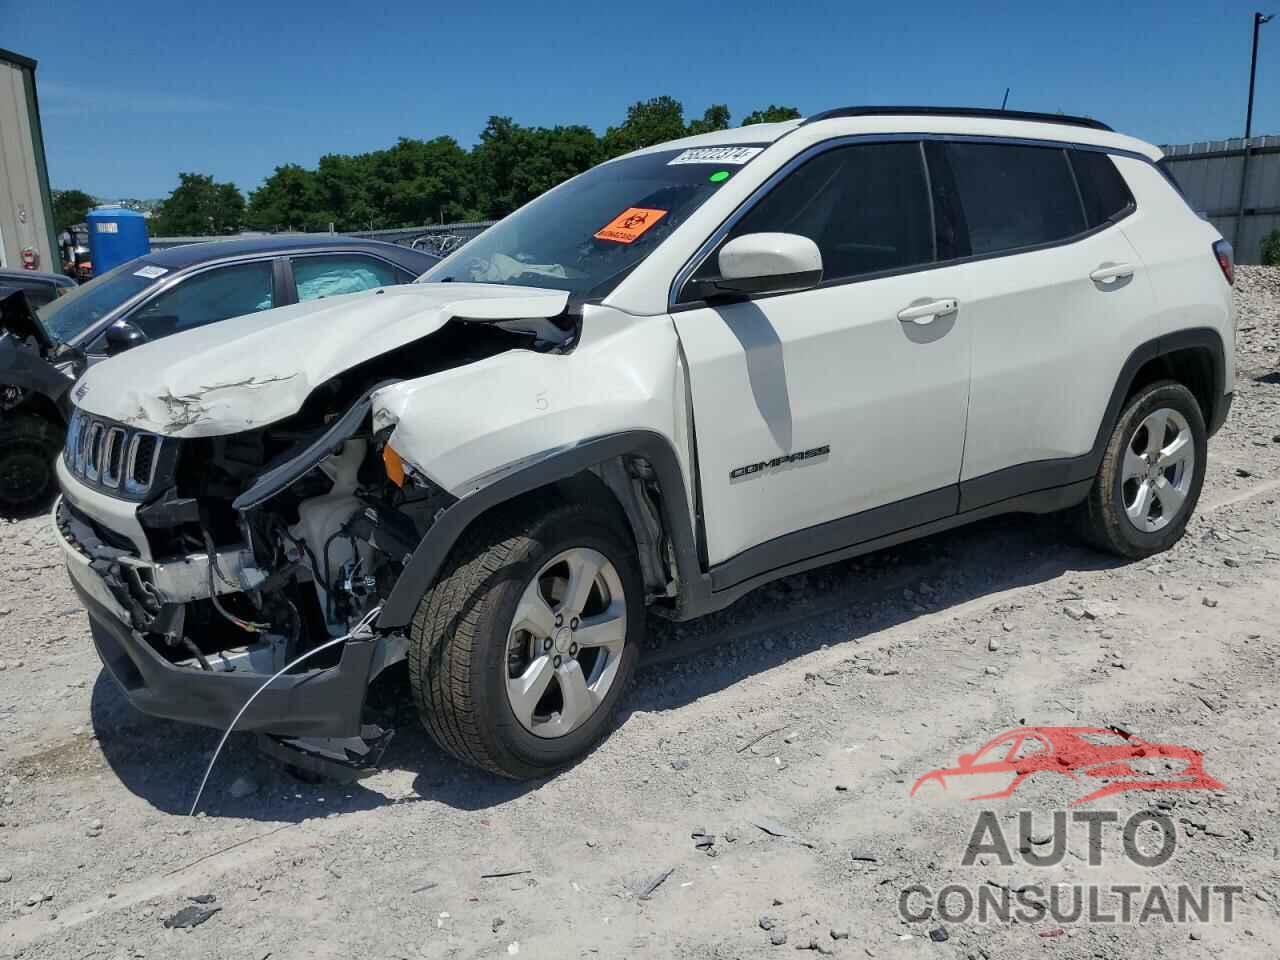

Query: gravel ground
[2,268,1279,959]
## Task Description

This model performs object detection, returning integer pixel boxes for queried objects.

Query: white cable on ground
[188,605,383,817]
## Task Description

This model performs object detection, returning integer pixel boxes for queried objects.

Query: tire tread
[408,499,633,778]
[1075,380,1206,559]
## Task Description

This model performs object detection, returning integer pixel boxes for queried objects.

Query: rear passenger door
[940,141,1155,508]
[288,254,405,302]
[672,141,974,574]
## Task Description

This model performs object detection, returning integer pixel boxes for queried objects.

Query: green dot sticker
[709,170,731,183]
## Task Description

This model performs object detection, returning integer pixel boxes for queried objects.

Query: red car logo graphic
[911,726,1224,806]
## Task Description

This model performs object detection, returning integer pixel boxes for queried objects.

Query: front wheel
[408,500,643,778]
[0,413,63,517]
[1075,380,1207,559]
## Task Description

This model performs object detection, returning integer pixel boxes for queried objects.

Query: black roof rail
[802,106,1113,132]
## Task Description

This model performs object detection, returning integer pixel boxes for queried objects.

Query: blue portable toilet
[86,207,150,275]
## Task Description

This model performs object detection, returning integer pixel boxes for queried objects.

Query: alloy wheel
[505,547,627,739]
[1120,407,1195,533]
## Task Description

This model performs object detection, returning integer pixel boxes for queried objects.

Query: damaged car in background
[1,236,436,515]
[54,108,1235,781]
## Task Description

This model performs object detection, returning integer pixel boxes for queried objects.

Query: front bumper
[54,497,377,739]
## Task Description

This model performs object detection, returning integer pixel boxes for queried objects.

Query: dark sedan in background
[0,268,77,308]
[0,235,438,514]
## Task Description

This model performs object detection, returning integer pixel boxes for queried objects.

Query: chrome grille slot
[63,410,167,500]
[126,434,160,494]
[83,421,105,482]
[102,428,127,487]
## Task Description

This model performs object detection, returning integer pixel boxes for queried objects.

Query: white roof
[630,111,1160,161]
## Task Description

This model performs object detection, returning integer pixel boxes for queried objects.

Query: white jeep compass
[54,107,1235,780]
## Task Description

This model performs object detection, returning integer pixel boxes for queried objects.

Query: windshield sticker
[668,146,763,166]
[594,207,668,244]
[133,265,169,279]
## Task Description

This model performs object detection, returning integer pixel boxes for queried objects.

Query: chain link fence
[150,220,496,253]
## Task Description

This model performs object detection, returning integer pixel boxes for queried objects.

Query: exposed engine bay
[57,311,580,776]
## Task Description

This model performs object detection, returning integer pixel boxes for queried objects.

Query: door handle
[1089,262,1135,284]
[897,298,959,325]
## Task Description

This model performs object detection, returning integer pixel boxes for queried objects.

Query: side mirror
[103,319,147,354]
[705,232,823,298]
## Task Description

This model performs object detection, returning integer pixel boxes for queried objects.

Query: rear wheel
[1075,381,1206,558]
[0,413,63,517]
[408,500,643,778]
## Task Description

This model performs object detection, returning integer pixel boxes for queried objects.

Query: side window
[292,255,400,302]
[697,141,934,286]
[945,142,1086,255]
[1069,150,1135,228]
[130,262,275,339]
[15,281,57,308]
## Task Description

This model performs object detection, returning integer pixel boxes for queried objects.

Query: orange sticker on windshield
[594,207,667,244]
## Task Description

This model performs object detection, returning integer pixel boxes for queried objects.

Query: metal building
[1160,136,1280,265]
[0,48,57,271]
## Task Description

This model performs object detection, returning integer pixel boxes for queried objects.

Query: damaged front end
[55,287,580,779]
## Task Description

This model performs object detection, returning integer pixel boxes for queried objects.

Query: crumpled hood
[71,283,569,437]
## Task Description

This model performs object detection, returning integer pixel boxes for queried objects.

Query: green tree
[742,104,802,125]
[314,152,375,231]
[151,173,245,236]
[602,96,689,157]
[368,136,479,227]
[170,96,795,235]
[687,104,731,136]
[1262,228,1280,267]
[51,189,95,232]
[472,117,602,219]
[246,164,327,232]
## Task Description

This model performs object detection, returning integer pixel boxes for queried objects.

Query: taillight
[1212,239,1234,286]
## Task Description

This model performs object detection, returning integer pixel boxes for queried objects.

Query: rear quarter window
[1069,150,1136,227]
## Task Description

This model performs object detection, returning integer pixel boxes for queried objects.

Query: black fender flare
[376,430,706,629]
[0,342,74,419]
[1091,326,1228,454]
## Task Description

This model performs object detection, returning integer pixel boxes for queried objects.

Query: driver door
[670,141,973,581]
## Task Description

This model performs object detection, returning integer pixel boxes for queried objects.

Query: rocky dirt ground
[1,268,1279,960]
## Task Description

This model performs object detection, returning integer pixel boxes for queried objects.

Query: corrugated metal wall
[1160,137,1280,264]
[0,55,54,270]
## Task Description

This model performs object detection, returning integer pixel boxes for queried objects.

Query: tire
[1075,380,1207,559]
[408,499,643,778]
[0,413,63,517]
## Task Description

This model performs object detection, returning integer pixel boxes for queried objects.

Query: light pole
[1245,12,1273,140]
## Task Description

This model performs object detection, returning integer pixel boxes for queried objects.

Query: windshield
[420,145,768,297]
[37,258,164,343]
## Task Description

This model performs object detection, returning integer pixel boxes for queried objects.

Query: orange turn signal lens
[382,444,406,487]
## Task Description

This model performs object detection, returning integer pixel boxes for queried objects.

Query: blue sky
[8,0,1278,198]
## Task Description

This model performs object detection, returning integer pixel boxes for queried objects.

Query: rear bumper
[55,497,376,739]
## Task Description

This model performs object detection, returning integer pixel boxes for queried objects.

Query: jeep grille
[65,409,166,499]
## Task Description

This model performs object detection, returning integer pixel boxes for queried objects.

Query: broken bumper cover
[54,497,376,739]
